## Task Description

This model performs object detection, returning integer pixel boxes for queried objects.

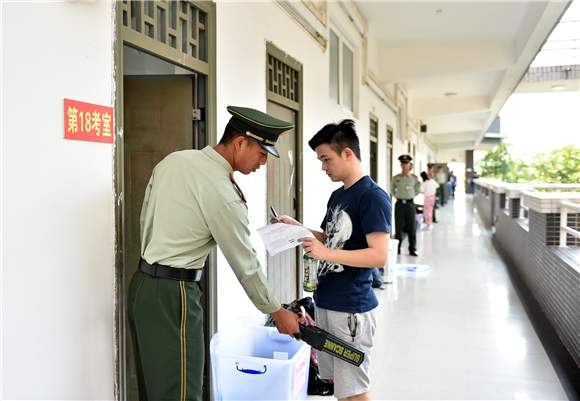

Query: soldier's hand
[271,308,300,336]
[273,215,301,226]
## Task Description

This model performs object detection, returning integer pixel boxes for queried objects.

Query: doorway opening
[113,2,216,400]
[265,42,304,303]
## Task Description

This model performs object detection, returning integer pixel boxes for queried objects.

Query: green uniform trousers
[394,201,417,253]
[128,270,204,401]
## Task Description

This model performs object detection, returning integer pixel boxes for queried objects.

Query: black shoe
[409,251,418,257]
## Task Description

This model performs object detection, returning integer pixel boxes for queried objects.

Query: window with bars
[267,54,300,104]
[329,29,354,111]
[122,1,209,63]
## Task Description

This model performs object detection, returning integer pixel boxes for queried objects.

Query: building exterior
[1,1,570,399]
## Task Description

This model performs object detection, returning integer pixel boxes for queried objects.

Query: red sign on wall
[64,98,114,144]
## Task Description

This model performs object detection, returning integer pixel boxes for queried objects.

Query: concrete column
[465,150,474,194]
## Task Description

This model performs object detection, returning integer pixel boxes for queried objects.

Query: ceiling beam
[378,41,515,82]
[428,131,480,144]
[413,95,490,118]
[435,140,478,150]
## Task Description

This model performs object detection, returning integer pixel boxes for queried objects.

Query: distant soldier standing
[391,155,421,256]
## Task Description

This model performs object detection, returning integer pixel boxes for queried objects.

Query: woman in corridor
[421,171,439,228]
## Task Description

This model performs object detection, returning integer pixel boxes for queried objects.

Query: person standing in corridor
[278,120,391,401]
[128,106,300,401]
[420,171,438,228]
[391,155,421,256]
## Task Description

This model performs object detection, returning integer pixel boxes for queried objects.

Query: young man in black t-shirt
[278,120,391,401]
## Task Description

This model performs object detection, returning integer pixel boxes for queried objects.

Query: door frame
[386,124,394,189]
[369,113,379,182]
[265,42,304,297]
[112,2,217,400]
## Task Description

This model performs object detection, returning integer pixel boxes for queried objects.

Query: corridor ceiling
[356,1,572,151]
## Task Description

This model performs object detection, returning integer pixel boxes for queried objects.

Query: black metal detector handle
[277,303,365,367]
[295,324,365,367]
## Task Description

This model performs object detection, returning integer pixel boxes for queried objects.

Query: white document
[257,223,314,256]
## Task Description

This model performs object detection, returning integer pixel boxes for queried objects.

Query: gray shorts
[315,306,377,399]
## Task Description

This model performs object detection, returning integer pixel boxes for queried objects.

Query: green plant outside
[476,144,580,184]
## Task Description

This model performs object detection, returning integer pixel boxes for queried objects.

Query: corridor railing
[560,200,580,247]
[472,178,580,372]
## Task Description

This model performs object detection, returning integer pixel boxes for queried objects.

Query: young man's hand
[271,308,300,336]
[271,215,302,225]
[299,237,330,260]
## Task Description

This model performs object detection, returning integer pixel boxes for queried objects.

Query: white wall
[436,148,467,164]
[215,2,436,328]
[358,86,398,188]
[2,2,115,399]
[216,1,344,328]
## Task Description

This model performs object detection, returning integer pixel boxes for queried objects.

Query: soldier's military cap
[226,106,294,158]
[398,154,413,163]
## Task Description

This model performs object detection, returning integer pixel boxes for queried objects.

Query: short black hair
[308,119,361,160]
[420,171,429,182]
[218,122,243,144]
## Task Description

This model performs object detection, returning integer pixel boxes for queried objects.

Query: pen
[270,206,279,221]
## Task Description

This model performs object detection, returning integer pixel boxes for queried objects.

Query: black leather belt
[397,199,414,204]
[139,259,203,282]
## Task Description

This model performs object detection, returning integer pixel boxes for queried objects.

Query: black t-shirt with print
[314,176,392,313]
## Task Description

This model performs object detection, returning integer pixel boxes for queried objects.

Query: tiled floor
[311,193,568,400]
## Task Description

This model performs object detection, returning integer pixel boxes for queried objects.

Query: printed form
[257,223,314,256]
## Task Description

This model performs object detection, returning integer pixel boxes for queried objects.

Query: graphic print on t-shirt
[319,205,352,276]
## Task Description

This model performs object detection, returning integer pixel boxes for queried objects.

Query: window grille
[122,1,209,70]
[523,65,580,82]
[268,54,300,103]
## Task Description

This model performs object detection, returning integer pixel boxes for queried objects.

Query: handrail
[560,201,580,246]
[561,200,580,213]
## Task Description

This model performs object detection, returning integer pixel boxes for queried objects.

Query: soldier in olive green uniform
[128,106,300,401]
[391,154,422,256]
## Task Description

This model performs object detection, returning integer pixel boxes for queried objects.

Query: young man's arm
[300,232,388,268]
[276,215,326,242]
[300,187,391,268]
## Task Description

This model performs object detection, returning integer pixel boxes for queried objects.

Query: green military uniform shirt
[390,172,421,200]
[139,146,281,314]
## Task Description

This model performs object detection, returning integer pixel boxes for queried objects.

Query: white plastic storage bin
[210,326,310,400]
